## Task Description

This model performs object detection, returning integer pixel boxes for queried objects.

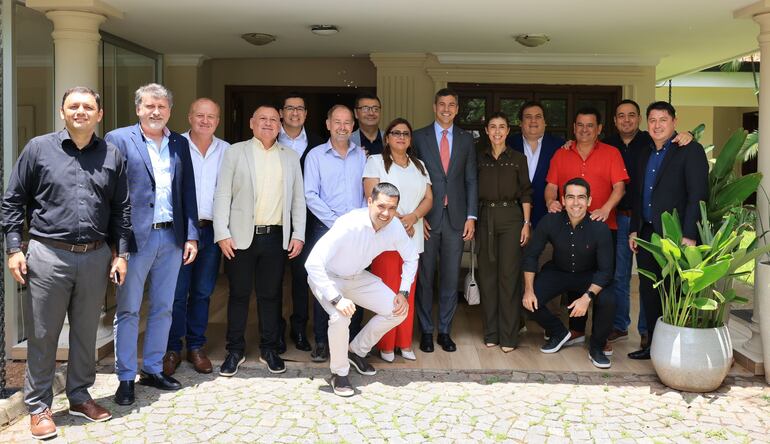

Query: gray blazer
[350,128,383,148]
[413,123,478,231]
[213,138,306,250]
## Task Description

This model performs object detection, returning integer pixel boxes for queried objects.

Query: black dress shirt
[522,211,614,288]
[2,129,131,254]
[359,131,383,155]
[603,130,652,212]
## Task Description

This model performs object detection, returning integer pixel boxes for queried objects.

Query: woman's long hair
[382,117,427,176]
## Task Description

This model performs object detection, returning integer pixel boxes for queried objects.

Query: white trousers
[310,270,407,376]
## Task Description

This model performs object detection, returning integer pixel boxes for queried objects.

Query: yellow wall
[165,64,200,132]
[656,86,758,108]
[676,106,714,147]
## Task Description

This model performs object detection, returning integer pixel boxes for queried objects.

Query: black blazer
[299,129,325,172]
[508,132,565,227]
[630,138,708,240]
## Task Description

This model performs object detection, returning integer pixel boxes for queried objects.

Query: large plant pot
[650,318,733,392]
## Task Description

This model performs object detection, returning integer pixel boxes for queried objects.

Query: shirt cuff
[5,232,22,251]
[467,215,477,220]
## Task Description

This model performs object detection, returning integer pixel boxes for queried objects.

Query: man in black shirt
[351,92,384,155]
[522,178,615,368]
[2,86,131,439]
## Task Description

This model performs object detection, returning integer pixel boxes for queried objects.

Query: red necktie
[440,129,450,206]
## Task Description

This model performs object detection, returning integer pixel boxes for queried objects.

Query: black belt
[31,235,103,253]
[152,221,173,230]
[481,200,519,208]
[255,225,281,235]
[198,219,212,228]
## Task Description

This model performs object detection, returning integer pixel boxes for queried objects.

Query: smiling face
[561,183,591,221]
[385,123,412,155]
[614,103,640,139]
[520,105,546,139]
[280,97,307,132]
[60,92,103,136]
[573,113,602,145]
[433,94,458,128]
[188,99,220,139]
[136,93,171,133]
[485,116,510,147]
[647,109,677,148]
[354,98,381,129]
[368,193,400,231]
[326,107,355,145]
[249,106,281,147]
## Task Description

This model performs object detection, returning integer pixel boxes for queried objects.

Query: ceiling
[93,0,760,80]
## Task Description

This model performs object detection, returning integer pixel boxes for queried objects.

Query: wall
[676,106,715,147]
[164,63,200,132]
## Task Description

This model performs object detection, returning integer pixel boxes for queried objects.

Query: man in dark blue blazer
[106,83,199,405]
[506,100,564,228]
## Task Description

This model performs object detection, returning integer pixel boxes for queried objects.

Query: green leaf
[661,211,683,245]
[691,298,718,311]
[690,260,731,293]
[637,269,659,284]
[683,245,703,268]
[634,236,668,269]
[711,129,748,181]
[713,173,762,210]
[680,268,704,284]
[711,289,725,303]
[660,238,682,261]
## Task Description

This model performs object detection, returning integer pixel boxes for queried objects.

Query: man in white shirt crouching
[305,182,418,397]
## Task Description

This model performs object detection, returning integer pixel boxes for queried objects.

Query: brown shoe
[30,408,57,440]
[69,399,112,422]
[187,348,213,374]
[607,329,628,343]
[163,351,181,376]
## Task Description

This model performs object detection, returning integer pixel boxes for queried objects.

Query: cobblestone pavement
[2,364,769,443]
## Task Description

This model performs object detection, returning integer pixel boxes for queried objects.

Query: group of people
[1,81,709,437]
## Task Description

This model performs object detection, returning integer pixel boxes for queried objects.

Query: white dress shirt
[522,135,543,183]
[183,131,229,220]
[305,207,419,302]
[140,126,173,223]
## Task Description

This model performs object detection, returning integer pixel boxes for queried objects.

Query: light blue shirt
[140,126,173,223]
[433,122,454,157]
[304,140,366,228]
[278,125,308,158]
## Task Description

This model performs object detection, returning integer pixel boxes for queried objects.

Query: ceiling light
[311,25,339,36]
[241,33,276,46]
[514,34,550,48]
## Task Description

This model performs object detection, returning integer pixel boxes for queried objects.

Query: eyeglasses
[356,106,381,113]
[388,130,411,138]
[283,106,306,113]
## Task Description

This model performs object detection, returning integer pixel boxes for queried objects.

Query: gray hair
[371,182,400,203]
[134,83,173,108]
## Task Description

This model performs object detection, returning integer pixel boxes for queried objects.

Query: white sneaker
[379,350,395,362]
[399,349,417,361]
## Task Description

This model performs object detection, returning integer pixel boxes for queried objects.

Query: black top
[359,131,384,155]
[602,130,652,212]
[1,129,132,254]
[522,211,614,288]
[477,147,532,205]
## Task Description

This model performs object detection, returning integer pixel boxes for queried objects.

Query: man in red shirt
[544,107,629,349]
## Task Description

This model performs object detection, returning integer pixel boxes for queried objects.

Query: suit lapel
[279,147,289,205]
[424,127,445,178]
[244,139,258,196]
[447,128,460,176]
[653,144,677,190]
[168,132,178,183]
[130,124,155,183]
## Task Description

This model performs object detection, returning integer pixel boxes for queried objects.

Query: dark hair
[615,99,640,115]
[434,88,459,104]
[646,101,676,119]
[355,92,381,108]
[518,100,545,122]
[486,111,511,126]
[282,91,306,108]
[382,118,427,177]
[327,104,353,120]
[62,86,101,110]
[563,177,591,198]
[574,106,602,125]
[371,182,400,203]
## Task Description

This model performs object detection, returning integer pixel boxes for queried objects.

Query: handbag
[463,239,481,305]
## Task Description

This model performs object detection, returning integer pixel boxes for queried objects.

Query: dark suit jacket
[507,132,564,227]
[413,123,478,231]
[299,129,324,172]
[630,137,708,240]
[105,123,199,252]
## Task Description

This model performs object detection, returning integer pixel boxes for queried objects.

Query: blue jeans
[167,225,221,352]
[614,214,647,335]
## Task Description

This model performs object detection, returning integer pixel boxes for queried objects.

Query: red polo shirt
[545,141,629,230]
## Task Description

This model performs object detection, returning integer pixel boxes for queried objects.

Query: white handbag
[463,239,481,305]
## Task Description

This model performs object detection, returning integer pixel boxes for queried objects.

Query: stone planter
[650,317,733,392]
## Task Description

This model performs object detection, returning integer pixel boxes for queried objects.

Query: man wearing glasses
[351,92,384,155]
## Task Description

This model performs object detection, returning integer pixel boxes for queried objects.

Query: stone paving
[1,364,769,443]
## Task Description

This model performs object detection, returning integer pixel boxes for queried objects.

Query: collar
[434,121,453,136]
[139,124,170,142]
[653,133,677,152]
[484,146,513,160]
[58,128,100,151]
[253,137,279,152]
[562,211,588,229]
[280,125,306,141]
[183,131,223,155]
[324,139,358,155]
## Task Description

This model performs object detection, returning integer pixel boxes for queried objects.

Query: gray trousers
[23,239,111,414]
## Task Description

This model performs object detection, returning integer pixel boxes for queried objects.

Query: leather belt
[617,209,632,217]
[31,235,103,253]
[198,219,213,228]
[481,200,519,208]
[255,225,282,235]
[152,221,173,230]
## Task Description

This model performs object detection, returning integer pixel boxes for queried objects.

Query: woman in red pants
[364,118,433,362]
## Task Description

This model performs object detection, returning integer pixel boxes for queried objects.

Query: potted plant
[634,204,770,392]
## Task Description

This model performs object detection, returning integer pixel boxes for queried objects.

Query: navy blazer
[507,132,564,227]
[105,123,199,252]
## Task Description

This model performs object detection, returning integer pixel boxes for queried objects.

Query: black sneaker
[259,350,286,374]
[330,373,354,397]
[219,352,245,377]
[311,342,329,363]
[540,330,571,354]
[589,348,611,369]
[348,351,376,376]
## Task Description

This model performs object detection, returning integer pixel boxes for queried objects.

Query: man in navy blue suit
[106,83,199,406]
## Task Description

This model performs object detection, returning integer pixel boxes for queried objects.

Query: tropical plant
[634,203,770,328]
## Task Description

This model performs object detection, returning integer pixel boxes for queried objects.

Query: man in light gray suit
[213,104,306,376]
[350,92,384,155]
[413,88,478,353]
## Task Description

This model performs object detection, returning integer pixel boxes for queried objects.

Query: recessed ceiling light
[514,34,550,48]
[241,33,276,46]
[311,25,339,36]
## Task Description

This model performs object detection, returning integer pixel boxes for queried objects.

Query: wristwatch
[398,290,409,298]
[585,290,597,301]
[6,247,21,255]
[523,220,531,225]
[330,295,343,306]
[117,253,130,260]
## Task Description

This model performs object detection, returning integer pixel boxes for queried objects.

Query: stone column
[370,53,436,128]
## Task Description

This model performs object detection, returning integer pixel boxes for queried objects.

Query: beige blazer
[213,138,305,250]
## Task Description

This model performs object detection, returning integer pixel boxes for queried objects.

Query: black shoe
[437,333,457,352]
[138,370,181,391]
[291,331,312,352]
[259,350,286,374]
[589,348,611,369]
[219,351,245,377]
[348,351,376,376]
[628,347,651,360]
[311,342,329,362]
[540,330,571,354]
[419,333,434,353]
[113,380,135,406]
[330,373,354,397]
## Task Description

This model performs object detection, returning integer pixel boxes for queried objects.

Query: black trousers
[568,229,617,333]
[530,264,616,352]
[289,225,312,335]
[636,222,662,344]
[225,231,285,354]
